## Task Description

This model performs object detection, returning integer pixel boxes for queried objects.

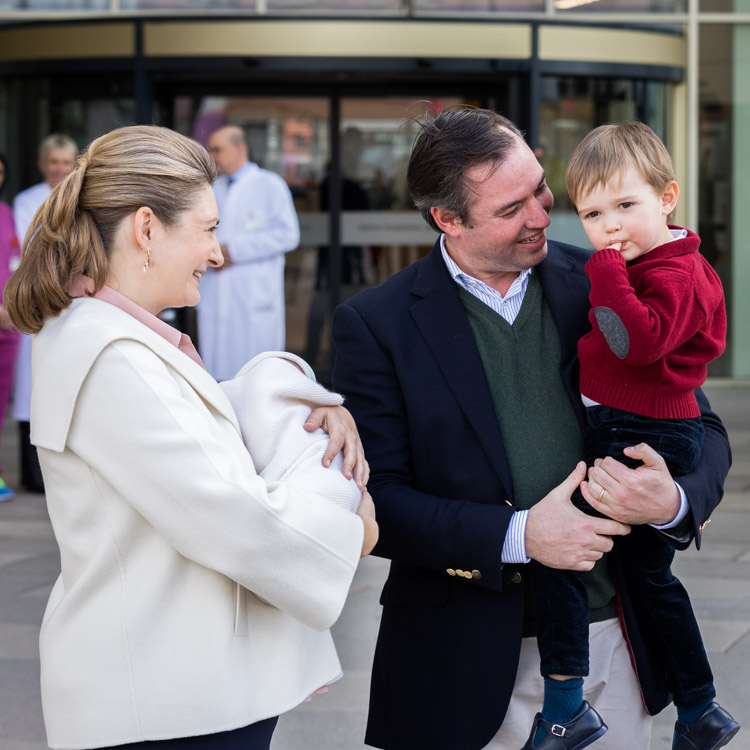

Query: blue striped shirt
[440,235,532,326]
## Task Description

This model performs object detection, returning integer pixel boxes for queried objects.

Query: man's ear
[430,206,463,236]
[661,180,679,216]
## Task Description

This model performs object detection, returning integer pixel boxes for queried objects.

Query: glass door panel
[302,96,475,373]
[171,94,330,363]
[171,94,484,376]
[538,76,669,248]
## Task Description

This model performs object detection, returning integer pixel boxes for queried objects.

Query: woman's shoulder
[36,298,169,376]
[33,299,229,452]
[42,296,140,335]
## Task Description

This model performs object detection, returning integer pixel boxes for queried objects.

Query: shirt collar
[227,161,254,182]
[439,233,532,297]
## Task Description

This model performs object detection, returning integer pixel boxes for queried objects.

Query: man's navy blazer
[331,238,730,750]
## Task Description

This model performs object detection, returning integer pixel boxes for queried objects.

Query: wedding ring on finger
[597,488,606,503]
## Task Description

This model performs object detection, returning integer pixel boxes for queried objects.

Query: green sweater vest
[458,275,617,630]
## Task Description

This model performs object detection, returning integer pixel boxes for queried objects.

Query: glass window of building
[169,95,480,372]
[0,0,108,8]
[554,0,686,11]
[413,1,544,11]
[538,75,669,247]
[699,22,734,374]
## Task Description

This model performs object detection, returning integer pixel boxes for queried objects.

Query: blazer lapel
[409,242,515,501]
[32,299,241,453]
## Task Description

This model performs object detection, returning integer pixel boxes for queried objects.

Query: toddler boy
[523,122,738,750]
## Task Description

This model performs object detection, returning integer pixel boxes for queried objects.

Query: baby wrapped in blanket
[220,351,361,514]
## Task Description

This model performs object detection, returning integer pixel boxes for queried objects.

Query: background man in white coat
[200,125,300,381]
[12,133,76,492]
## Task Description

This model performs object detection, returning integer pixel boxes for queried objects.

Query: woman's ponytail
[5,125,215,334]
[4,151,104,333]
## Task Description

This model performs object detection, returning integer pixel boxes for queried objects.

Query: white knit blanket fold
[220,351,361,513]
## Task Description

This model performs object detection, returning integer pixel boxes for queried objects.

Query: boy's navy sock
[676,698,714,726]
[534,677,584,745]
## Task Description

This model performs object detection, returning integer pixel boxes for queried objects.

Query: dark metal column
[527,22,541,152]
[322,92,343,379]
[133,21,153,125]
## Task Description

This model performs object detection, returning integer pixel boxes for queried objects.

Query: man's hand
[525,462,630,571]
[581,443,680,526]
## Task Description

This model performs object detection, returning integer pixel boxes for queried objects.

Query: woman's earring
[143,248,152,273]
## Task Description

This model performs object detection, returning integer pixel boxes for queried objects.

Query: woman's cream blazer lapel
[30,297,239,452]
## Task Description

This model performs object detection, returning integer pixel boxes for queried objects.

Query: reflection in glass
[119,0,254,8]
[554,0,685,11]
[268,0,400,9]
[58,98,136,151]
[172,96,457,374]
[698,23,732,374]
[172,95,330,365]
[0,0,107,7]
[118,0,400,8]
[304,97,468,372]
[413,0,543,10]
[538,76,668,246]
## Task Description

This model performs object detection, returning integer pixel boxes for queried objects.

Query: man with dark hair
[331,107,731,749]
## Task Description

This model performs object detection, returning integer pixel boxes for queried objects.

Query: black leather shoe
[673,702,740,750]
[520,701,607,750]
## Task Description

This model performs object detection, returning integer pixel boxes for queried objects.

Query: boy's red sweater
[578,228,726,419]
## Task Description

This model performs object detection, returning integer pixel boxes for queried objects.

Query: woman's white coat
[31,297,363,750]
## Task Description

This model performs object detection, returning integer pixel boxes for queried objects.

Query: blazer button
[463,570,473,579]
[512,571,522,584]
[472,570,481,580]
[456,569,465,577]
[699,518,712,534]
[446,568,456,576]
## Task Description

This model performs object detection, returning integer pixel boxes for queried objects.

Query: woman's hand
[356,489,378,557]
[305,405,370,489]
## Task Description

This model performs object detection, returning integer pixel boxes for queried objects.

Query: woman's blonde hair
[565,121,676,211]
[5,125,216,334]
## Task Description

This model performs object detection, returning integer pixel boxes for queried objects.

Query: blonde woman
[4,125,377,750]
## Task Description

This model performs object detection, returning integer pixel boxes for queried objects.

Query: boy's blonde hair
[565,121,676,210]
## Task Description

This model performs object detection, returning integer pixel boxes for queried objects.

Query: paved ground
[1,379,749,749]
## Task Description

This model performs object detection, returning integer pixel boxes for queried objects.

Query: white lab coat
[32,298,363,749]
[12,181,51,422]
[197,162,300,381]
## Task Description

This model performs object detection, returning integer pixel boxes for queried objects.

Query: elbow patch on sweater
[593,306,630,359]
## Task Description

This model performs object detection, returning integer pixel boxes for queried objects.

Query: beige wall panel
[144,21,531,59]
[540,26,685,67]
[0,24,133,61]
[670,81,688,228]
